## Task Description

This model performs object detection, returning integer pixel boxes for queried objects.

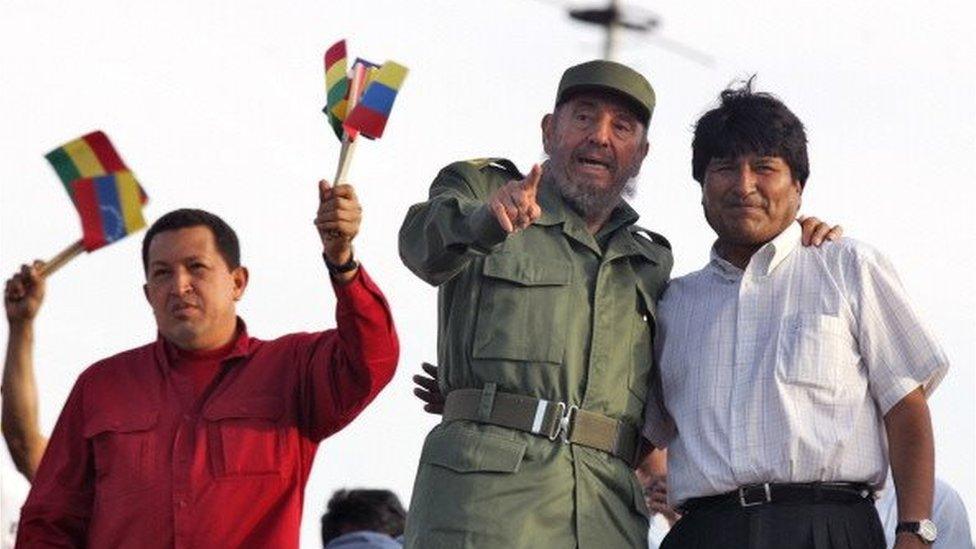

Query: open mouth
[575,155,612,171]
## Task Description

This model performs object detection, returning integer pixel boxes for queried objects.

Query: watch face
[918,519,938,542]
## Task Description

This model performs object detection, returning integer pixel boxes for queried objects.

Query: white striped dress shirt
[643,222,949,506]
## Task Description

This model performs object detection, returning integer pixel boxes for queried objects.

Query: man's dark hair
[141,208,240,273]
[692,76,809,186]
[320,489,406,546]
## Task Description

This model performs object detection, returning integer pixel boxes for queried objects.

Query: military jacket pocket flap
[83,411,159,438]
[483,253,571,286]
[635,283,657,321]
[422,423,527,473]
[204,396,284,422]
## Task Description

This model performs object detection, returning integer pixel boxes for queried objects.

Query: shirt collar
[154,317,252,365]
[709,221,801,279]
[597,200,640,242]
[535,180,570,226]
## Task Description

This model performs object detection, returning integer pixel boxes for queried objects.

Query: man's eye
[614,122,635,133]
[152,270,170,279]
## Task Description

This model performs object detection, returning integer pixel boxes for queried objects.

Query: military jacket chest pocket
[204,396,284,478]
[84,411,159,497]
[472,252,571,364]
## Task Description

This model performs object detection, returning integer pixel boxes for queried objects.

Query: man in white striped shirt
[643,80,949,549]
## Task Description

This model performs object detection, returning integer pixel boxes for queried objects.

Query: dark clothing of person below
[661,500,885,549]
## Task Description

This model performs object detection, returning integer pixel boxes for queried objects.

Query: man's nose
[171,269,193,295]
[731,164,758,194]
[587,116,613,146]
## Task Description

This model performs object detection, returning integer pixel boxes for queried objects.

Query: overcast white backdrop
[1,1,973,546]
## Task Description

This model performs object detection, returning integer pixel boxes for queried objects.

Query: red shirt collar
[154,317,252,366]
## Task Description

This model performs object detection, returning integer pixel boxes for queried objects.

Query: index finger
[521,164,543,195]
[329,184,358,200]
[26,261,45,283]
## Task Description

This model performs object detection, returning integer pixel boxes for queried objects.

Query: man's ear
[231,266,249,301]
[541,113,553,154]
[630,136,650,178]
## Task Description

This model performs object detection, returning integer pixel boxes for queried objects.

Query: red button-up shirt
[17,267,398,548]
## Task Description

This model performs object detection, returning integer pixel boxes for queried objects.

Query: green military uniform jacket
[400,159,673,548]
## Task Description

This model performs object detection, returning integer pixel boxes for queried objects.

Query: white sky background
[0,0,973,545]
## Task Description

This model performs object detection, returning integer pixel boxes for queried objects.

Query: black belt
[680,482,875,514]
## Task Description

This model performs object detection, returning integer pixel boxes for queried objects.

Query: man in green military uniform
[399,60,668,548]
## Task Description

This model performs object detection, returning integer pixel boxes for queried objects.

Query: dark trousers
[660,500,886,549]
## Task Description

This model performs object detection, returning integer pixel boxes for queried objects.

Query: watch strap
[896,519,937,543]
[895,522,921,534]
[323,251,358,275]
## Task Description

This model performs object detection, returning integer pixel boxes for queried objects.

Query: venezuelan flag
[343,61,408,140]
[324,40,349,140]
[45,131,148,204]
[70,172,147,252]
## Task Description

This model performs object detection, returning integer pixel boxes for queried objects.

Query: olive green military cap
[556,60,655,125]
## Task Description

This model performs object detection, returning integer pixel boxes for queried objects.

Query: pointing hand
[488,164,544,233]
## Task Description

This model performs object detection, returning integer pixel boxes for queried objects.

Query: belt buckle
[738,483,772,507]
[547,402,579,444]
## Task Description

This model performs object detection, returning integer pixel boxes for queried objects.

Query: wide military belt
[442,386,640,467]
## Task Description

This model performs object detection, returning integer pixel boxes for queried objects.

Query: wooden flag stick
[331,62,367,186]
[333,137,358,185]
[39,239,85,277]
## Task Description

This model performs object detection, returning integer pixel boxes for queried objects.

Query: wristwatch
[896,519,937,544]
[323,251,359,276]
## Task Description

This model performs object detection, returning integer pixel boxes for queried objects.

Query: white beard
[541,152,639,222]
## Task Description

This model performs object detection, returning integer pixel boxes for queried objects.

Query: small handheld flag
[343,61,409,140]
[324,40,350,140]
[38,131,150,277]
[70,172,147,252]
[45,131,148,204]
[321,39,408,189]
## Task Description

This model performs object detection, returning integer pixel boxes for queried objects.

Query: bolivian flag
[70,172,147,252]
[324,40,350,140]
[45,131,148,204]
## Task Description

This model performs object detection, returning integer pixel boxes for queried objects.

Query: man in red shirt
[15,179,399,548]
